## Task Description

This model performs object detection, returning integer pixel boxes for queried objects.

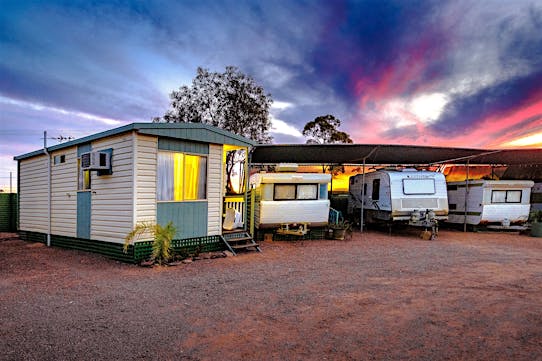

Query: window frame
[491,189,522,204]
[273,183,319,201]
[372,179,380,201]
[156,150,208,202]
[54,154,66,165]
[77,158,91,191]
[402,178,436,195]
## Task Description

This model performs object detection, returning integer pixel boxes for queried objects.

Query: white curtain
[157,152,174,201]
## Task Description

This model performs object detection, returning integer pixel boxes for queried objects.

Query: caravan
[348,169,448,237]
[250,171,331,230]
[446,180,534,229]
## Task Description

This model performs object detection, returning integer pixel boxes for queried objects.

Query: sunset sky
[1,0,542,190]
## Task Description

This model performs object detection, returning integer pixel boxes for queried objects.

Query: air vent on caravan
[81,151,111,170]
[276,163,299,172]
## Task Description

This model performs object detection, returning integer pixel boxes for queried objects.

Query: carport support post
[360,158,366,233]
[463,161,470,233]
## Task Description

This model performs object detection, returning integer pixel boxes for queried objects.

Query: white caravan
[348,169,448,236]
[250,172,331,229]
[446,180,534,229]
[531,182,542,211]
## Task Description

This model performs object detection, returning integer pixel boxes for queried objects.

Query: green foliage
[155,66,273,143]
[302,114,353,144]
[124,221,177,265]
[529,210,542,223]
[330,219,352,231]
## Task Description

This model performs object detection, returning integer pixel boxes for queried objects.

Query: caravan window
[298,184,318,199]
[274,184,318,200]
[491,190,521,203]
[274,184,296,200]
[372,179,380,200]
[403,178,435,195]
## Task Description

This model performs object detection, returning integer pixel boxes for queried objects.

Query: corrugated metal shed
[251,144,542,166]
[502,164,542,181]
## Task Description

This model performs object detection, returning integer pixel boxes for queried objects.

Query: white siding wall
[91,133,134,243]
[207,144,223,235]
[51,147,77,237]
[134,134,157,224]
[19,154,49,233]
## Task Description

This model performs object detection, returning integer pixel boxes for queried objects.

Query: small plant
[124,221,177,265]
[329,219,352,240]
[330,219,352,230]
[529,210,542,223]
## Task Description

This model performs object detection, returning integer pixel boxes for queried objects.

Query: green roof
[14,122,256,160]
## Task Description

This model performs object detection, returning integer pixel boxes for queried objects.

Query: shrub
[124,221,177,265]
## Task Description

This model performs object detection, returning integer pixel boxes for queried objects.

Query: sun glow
[503,132,542,148]
[409,93,449,124]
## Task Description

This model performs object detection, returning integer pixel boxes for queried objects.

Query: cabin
[249,169,331,233]
[446,180,534,229]
[14,123,255,262]
[348,169,448,237]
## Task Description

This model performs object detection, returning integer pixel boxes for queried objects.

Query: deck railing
[329,207,343,226]
[223,195,245,226]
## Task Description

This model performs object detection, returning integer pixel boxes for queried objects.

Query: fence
[0,193,17,232]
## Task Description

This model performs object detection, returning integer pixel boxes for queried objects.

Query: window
[274,184,296,200]
[54,154,66,165]
[403,178,435,195]
[77,158,91,190]
[372,179,380,200]
[157,151,207,201]
[274,184,318,200]
[298,184,318,199]
[491,190,522,203]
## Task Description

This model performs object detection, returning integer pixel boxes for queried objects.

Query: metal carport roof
[251,144,542,166]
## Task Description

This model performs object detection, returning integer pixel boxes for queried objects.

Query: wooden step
[226,236,253,243]
[231,243,260,250]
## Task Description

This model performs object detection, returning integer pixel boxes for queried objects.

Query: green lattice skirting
[18,231,227,263]
[133,235,226,262]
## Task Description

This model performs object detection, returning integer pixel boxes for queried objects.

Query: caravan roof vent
[81,151,111,171]
[276,163,299,172]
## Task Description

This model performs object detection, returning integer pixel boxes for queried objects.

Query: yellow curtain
[173,153,184,201]
[184,155,199,200]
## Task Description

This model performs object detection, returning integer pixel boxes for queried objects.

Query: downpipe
[44,131,51,247]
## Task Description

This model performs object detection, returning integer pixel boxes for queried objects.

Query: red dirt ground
[1,229,541,360]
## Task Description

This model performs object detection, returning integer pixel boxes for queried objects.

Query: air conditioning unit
[81,151,111,170]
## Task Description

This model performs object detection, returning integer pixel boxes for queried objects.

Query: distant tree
[302,115,353,144]
[154,66,273,143]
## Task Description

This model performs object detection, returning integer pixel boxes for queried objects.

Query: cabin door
[77,191,91,239]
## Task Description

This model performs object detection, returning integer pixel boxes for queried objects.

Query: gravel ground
[1,229,542,361]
